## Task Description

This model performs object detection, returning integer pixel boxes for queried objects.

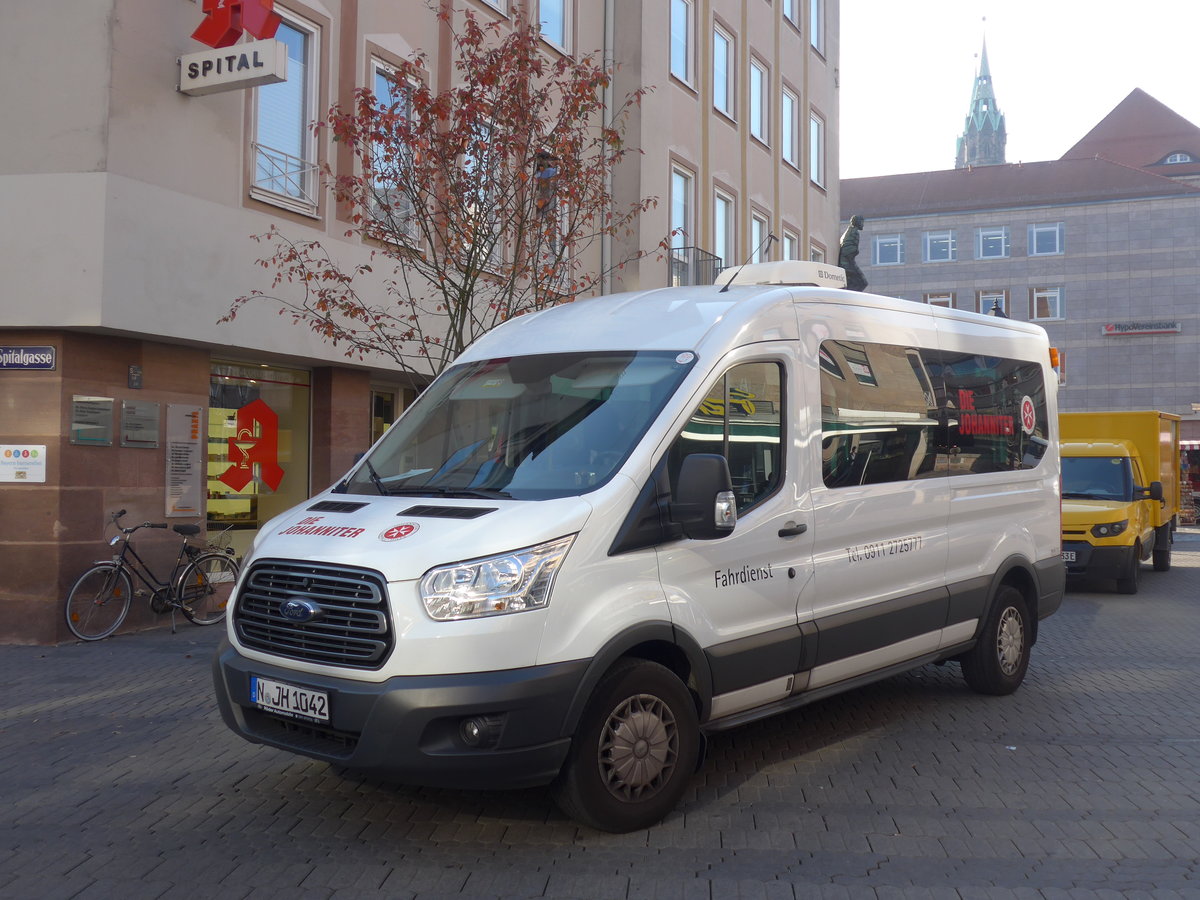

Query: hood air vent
[401,505,497,519]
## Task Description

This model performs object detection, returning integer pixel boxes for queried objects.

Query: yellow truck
[1060,411,1181,594]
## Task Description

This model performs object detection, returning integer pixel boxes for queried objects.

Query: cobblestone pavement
[3,537,1200,899]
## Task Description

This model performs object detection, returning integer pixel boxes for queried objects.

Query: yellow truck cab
[1060,411,1181,594]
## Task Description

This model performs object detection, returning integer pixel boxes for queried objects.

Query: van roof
[460,281,1049,363]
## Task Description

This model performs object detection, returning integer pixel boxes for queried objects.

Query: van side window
[820,341,940,487]
[820,340,1051,487]
[668,362,783,513]
[932,351,1049,475]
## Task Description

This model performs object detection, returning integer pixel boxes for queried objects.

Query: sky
[839,0,1200,179]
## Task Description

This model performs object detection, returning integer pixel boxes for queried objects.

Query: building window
[977,290,1007,315]
[872,234,905,265]
[781,87,799,168]
[479,0,507,12]
[539,0,569,51]
[749,59,767,143]
[1030,287,1064,320]
[924,292,953,308]
[809,111,825,188]
[369,61,418,242]
[714,190,735,268]
[670,0,693,83]
[783,230,799,260]
[751,212,769,262]
[975,226,1010,259]
[670,165,694,250]
[810,243,825,263]
[208,362,311,538]
[252,14,319,212]
[1028,222,1065,256]
[923,230,956,262]
[810,0,824,54]
[713,26,734,117]
[782,0,799,27]
[1163,152,1196,164]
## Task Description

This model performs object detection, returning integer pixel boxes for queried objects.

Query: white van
[213,262,1064,832]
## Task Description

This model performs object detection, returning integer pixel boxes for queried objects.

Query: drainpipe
[601,0,614,294]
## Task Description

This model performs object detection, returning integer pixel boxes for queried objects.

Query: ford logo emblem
[280,598,323,623]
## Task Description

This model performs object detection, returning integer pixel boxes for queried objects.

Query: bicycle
[64,510,241,641]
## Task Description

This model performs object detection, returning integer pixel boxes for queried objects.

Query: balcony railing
[252,143,319,207]
[669,247,722,287]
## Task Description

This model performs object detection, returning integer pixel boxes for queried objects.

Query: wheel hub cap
[598,694,679,801]
[997,607,1024,675]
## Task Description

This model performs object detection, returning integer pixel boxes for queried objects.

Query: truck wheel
[1117,544,1141,594]
[1153,524,1172,572]
[960,586,1030,696]
[552,659,699,833]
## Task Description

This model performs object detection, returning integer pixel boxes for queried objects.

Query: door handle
[778,523,808,537]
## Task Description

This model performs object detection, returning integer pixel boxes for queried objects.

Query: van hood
[247,494,595,582]
[1061,499,1132,524]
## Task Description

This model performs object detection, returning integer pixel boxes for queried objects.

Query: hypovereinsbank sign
[1101,321,1181,336]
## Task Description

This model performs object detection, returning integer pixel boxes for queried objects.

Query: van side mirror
[672,454,737,540]
[1147,481,1164,502]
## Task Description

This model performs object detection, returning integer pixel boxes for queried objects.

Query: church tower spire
[955,39,1007,168]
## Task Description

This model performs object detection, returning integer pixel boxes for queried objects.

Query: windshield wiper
[382,486,513,499]
[363,458,387,496]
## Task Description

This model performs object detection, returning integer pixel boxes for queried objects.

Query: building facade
[842,89,1200,439]
[0,0,840,643]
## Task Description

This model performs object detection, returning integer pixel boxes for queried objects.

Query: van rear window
[820,341,1049,488]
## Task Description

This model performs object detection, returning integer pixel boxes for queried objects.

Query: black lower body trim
[212,641,584,789]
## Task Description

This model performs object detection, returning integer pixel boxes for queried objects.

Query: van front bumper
[1061,541,1134,579]
[212,641,585,789]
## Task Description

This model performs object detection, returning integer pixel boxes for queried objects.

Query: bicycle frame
[100,529,200,603]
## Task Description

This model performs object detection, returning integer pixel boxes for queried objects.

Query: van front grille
[233,559,392,669]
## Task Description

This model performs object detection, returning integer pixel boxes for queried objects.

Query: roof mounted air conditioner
[716,260,848,289]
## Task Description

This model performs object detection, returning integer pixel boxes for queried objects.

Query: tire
[961,585,1031,696]
[1153,524,1172,572]
[552,659,700,833]
[177,553,239,625]
[1116,544,1141,594]
[65,564,133,641]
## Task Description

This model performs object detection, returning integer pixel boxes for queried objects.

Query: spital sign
[178,0,287,97]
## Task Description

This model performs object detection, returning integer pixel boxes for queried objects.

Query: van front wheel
[1153,524,1172,572]
[961,586,1030,696]
[1117,544,1142,594]
[552,659,699,833]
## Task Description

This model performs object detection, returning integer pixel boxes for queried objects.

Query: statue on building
[838,214,868,292]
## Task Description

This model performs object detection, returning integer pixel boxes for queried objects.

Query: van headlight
[420,535,575,620]
[1092,520,1128,538]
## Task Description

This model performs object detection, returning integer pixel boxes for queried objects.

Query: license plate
[1061,551,1076,562]
[250,675,329,723]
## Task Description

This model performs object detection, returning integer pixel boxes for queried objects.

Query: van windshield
[341,351,696,500]
[1061,456,1133,502]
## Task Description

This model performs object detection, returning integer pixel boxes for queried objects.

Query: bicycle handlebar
[111,509,171,535]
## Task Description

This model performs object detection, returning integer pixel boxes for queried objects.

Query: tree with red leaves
[226,5,659,379]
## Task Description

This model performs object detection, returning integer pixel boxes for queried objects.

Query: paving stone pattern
[4,537,1200,899]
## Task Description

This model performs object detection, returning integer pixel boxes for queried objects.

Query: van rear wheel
[961,586,1030,696]
[552,659,699,833]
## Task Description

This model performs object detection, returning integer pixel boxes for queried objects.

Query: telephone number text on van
[845,535,923,564]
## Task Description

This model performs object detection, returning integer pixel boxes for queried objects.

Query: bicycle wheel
[177,553,239,625]
[65,564,133,641]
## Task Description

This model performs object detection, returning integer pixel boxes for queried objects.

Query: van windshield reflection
[342,351,695,500]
